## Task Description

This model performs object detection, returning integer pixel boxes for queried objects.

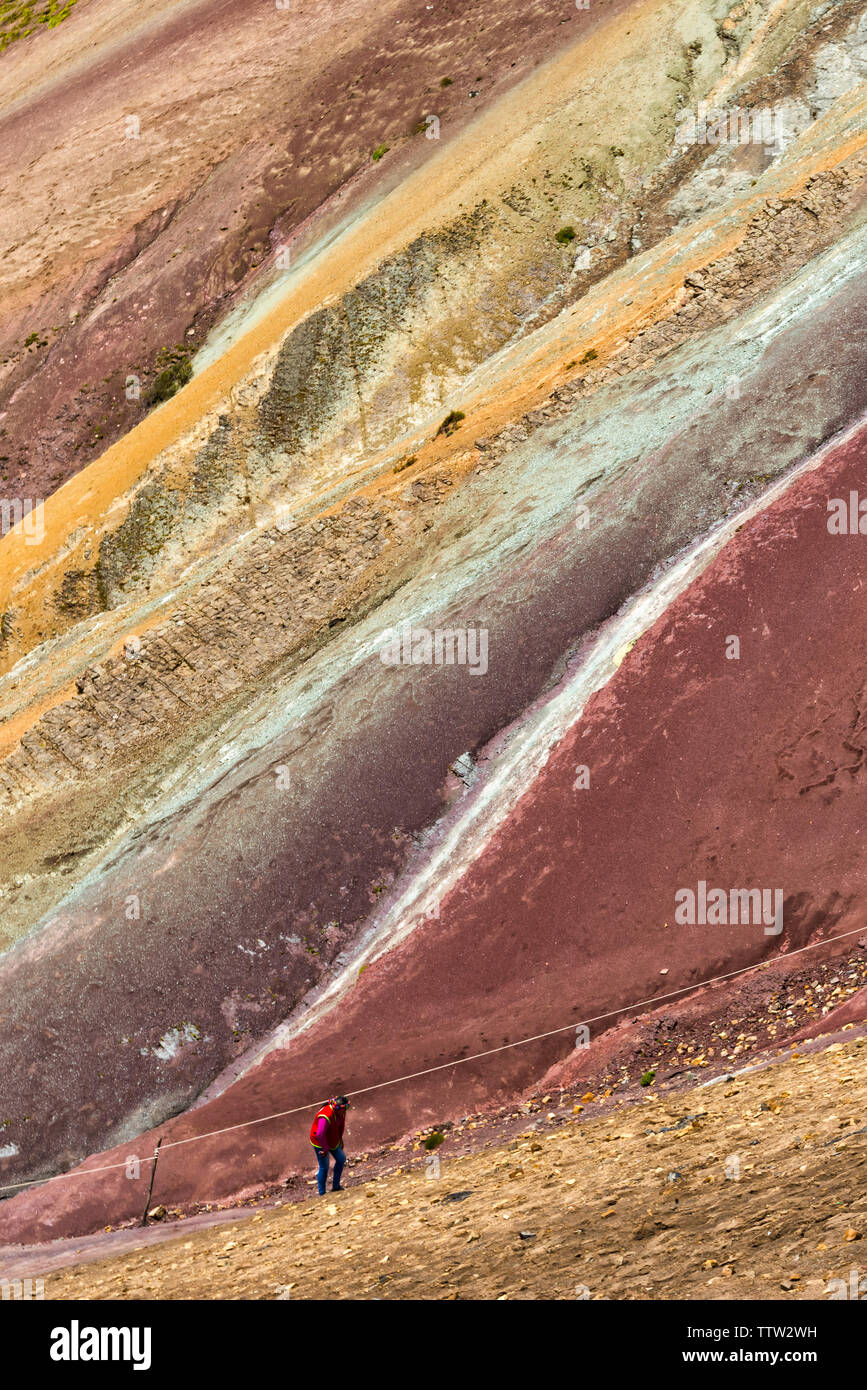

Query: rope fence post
[140,1138,163,1227]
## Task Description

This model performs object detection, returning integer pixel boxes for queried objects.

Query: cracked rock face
[1,0,867,1243]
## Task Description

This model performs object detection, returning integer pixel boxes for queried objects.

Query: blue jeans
[315,1146,346,1195]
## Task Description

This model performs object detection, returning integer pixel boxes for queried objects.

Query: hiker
[310,1095,350,1195]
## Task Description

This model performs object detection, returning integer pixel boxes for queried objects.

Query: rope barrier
[1,921,864,1196]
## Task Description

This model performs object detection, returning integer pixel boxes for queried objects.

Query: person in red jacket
[310,1095,350,1195]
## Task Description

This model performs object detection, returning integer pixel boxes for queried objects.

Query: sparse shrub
[1,0,79,53]
[580,348,598,364]
[440,77,452,87]
[372,144,389,162]
[640,1069,656,1087]
[423,1129,446,1151]
[436,410,465,437]
[555,226,577,244]
[148,347,193,405]
[393,454,417,473]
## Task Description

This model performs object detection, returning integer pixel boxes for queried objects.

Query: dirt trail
[35,1032,867,1300]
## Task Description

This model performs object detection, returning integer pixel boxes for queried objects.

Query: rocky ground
[33,1027,867,1300]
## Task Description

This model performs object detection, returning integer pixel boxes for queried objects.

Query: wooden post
[140,1138,163,1226]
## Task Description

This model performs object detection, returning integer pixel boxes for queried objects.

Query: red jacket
[310,1101,346,1150]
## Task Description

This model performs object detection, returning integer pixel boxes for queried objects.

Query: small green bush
[149,348,193,404]
[436,410,465,437]
[640,1069,656,1087]
[372,144,389,162]
[555,226,577,244]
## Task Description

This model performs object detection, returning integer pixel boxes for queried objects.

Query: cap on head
[334,1095,350,1108]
